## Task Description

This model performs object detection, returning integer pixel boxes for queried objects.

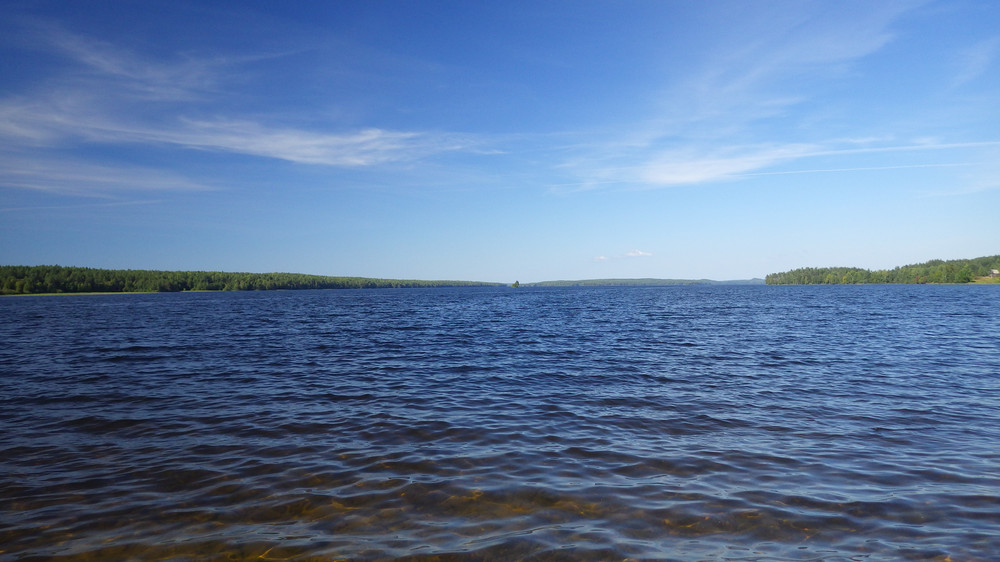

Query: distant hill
[526,278,765,287]
[766,255,1000,285]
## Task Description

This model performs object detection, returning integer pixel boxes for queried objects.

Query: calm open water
[1,285,999,561]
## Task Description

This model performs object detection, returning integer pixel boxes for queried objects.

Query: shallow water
[1,285,999,560]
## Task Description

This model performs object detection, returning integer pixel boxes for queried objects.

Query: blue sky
[1,0,998,282]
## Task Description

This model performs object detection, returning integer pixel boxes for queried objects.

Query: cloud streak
[556,1,982,190]
[0,153,214,196]
[164,120,473,166]
[665,2,905,128]
[638,144,816,185]
[595,250,653,261]
[951,36,1000,88]
[0,22,476,195]
[0,198,164,214]
[0,91,473,168]
[633,140,1000,186]
[36,22,224,101]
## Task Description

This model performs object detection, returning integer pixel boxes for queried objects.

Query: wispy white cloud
[639,144,816,185]
[163,120,472,166]
[0,90,473,168]
[636,140,1000,186]
[595,250,652,261]
[915,147,1000,197]
[741,162,972,177]
[0,153,213,196]
[12,19,228,103]
[0,22,476,190]
[0,198,164,214]
[625,249,652,257]
[638,3,916,140]
[951,36,1000,88]
[552,138,1000,193]
[559,1,949,189]
[562,133,1000,191]
[45,28,221,101]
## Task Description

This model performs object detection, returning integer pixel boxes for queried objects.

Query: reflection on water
[2,285,999,560]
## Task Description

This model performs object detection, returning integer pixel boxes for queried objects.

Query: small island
[766,255,1000,285]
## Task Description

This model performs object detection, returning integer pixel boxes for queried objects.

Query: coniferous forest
[765,255,1000,285]
[0,265,502,295]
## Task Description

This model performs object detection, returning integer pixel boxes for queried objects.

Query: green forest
[765,255,1000,285]
[0,265,502,295]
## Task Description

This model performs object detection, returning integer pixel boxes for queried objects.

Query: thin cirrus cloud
[38,22,224,101]
[0,93,472,168]
[559,1,994,189]
[950,36,1000,89]
[633,140,1000,186]
[0,154,214,198]
[595,250,653,261]
[638,144,817,186]
[666,2,902,127]
[160,120,473,167]
[0,24,473,194]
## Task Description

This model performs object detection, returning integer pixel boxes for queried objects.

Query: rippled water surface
[2,285,999,560]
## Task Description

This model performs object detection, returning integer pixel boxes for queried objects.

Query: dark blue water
[2,285,999,560]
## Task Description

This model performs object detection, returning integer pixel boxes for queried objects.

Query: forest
[765,255,1000,285]
[0,265,502,295]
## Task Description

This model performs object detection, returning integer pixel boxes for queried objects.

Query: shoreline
[5,281,1000,297]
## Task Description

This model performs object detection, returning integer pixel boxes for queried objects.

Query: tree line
[765,255,1000,285]
[0,265,502,295]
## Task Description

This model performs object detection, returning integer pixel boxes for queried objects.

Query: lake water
[2,285,999,560]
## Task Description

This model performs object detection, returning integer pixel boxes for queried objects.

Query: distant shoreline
[5,281,1000,297]
[2,291,157,297]
[765,255,1000,285]
[0,265,503,296]
[0,265,771,296]
[5,259,998,296]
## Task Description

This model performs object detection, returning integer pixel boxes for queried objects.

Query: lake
[2,285,999,560]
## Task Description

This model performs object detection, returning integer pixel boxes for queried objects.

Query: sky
[1,0,998,283]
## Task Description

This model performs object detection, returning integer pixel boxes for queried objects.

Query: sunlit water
[2,285,999,560]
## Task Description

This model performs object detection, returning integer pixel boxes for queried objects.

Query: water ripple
[2,285,999,559]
